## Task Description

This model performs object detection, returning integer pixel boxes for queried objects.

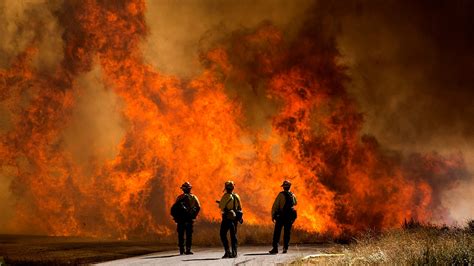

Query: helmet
[281,180,291,188]
[224,180,235,190]
[181,182,192,190]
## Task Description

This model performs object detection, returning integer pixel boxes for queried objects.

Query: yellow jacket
[219,193,242,211]
[176,193,201,210]
[271,191,297,217]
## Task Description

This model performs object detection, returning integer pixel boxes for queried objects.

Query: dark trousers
[177,221,193,251]
[272,219,292,249]
[220,218,238,253]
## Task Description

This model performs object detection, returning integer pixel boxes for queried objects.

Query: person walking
[218,180,242,258]
[269,180,297,254]
[171,182,201,255]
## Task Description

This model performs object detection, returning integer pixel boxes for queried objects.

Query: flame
[0,0,469,239]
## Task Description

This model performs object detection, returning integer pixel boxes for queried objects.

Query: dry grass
[295,222,474,265]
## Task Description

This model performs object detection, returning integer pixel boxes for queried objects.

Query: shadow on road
[235,258,255,265]
[182,258,221,261]
[142,254,181,259]
[244,253,274,256]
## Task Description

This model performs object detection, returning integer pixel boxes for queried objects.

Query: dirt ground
[0,235,175,265]
[0,234,335,265]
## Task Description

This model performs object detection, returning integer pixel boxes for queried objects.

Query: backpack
[171,194,199,222]
[223,194,244,224]
[278,191,297,222]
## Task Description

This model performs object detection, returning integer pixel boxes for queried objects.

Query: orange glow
[0,0,468,239]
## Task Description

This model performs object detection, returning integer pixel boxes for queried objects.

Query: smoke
[335,0,474,147]
[0,0,64,71]
[63,67,126,177]
[0,0,472,236]
[144,0,312,77]
[145,0,473,154]
[331,0,474,223]
[0,0,65,234]
[0,0,63,133]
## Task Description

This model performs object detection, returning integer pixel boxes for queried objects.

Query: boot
[185,248,193,255]
[222,250,231,258]
[179,247,185,255]
[282,248,288,254]
[231,246,238,258]
[269,247,278,254]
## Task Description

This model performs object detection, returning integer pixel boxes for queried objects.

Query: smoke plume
[0,0,472,238]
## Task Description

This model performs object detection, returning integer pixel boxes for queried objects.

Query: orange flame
[0,0,469,238]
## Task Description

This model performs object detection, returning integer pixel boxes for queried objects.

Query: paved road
[96,245,331,265]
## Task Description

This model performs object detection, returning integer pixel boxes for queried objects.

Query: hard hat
[181,182,192,189]
[224,180,235,190]
[281,180,291,187]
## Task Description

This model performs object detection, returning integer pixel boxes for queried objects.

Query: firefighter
[218,180,242,258]
[171,182,201,255]
[269,180,297,254]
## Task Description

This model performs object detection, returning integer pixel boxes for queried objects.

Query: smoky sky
[309,0,474,222]
[333,0,474,147]
[145,0,474,152]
